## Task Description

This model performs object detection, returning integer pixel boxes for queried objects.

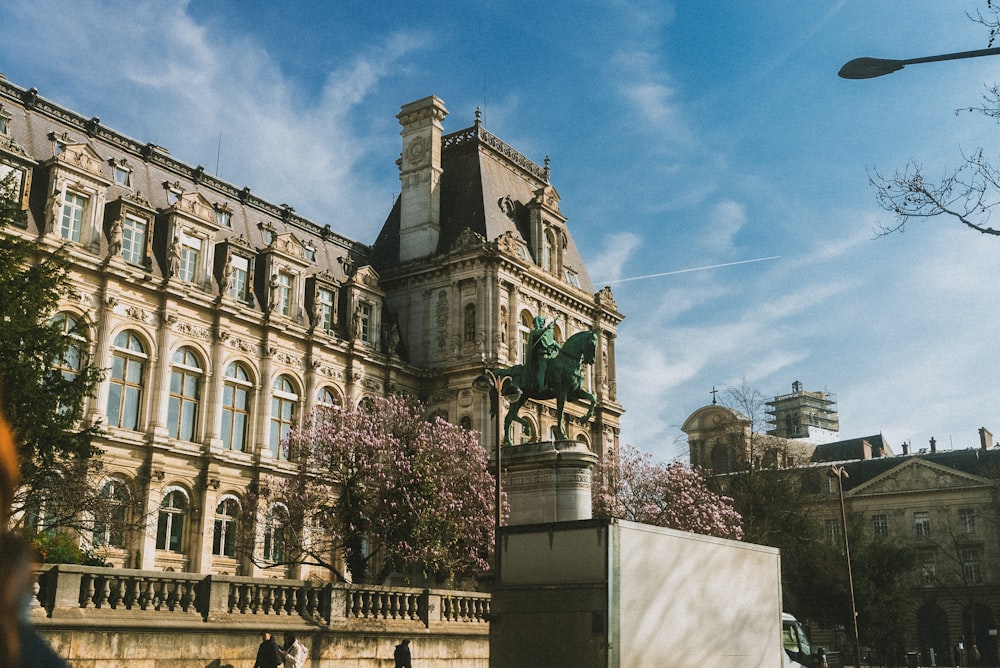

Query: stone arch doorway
[917,603,949,666]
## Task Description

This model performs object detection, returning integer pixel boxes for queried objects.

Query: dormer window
[214,205,232,228]
[304,242,316,262]
[177,230,203,283]
[228,254,252,302]
[121,214,148,266]
[565,270,580,288]
[259,222,276,245]
[110,159,132,188]
[271,271,293,316]
[316,286,336,331]
[163,181,183,206]
[59,191,87,242]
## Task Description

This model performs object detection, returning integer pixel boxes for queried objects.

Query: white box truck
[490,518,785,668]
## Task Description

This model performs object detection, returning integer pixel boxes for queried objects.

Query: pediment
[849,458,992,497]
[350,265,381,289]
[49,141,110,183]
[170,190,217,223]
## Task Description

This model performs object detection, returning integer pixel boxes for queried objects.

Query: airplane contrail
[597,256,782,285]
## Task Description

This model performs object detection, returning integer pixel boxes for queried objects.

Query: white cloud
[588,232,643,284]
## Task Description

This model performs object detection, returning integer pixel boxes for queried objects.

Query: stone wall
[30,564,489,667]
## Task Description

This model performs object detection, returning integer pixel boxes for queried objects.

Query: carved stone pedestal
[502,440,598,526]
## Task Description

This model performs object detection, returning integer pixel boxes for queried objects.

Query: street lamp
[830,465,862,668]
[839,46,1000,79]
[473,369,522,580]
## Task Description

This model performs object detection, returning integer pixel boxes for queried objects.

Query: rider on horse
[528,315,559,392]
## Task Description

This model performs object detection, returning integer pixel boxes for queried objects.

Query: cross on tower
[710,386,719,405]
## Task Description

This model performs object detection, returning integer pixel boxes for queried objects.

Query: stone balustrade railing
[33,564,490,629]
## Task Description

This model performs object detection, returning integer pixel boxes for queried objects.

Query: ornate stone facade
[0,78,623,579]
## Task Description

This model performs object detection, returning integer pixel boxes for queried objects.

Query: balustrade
[32,564,490,627]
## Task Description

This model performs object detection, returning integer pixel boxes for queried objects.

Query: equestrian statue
[490,317,599,445]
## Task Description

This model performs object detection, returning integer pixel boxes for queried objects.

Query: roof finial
[544,155,551,182]
[710,386,719,405]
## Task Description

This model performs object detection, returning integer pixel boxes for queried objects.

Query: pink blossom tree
[259,395,494,584]
[592,443,744,540]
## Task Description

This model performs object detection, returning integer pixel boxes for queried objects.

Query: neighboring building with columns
[682,388,1000,665]
[0,77,623,578]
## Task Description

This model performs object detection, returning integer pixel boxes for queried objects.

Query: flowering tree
[258,395,494,584]
[592,443,744,540]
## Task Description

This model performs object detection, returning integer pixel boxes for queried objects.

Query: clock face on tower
[407,136,428,166]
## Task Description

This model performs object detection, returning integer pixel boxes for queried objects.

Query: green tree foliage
[0,172,103,532]
[256,395,495,584]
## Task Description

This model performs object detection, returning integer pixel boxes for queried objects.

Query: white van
[783,613,827,668]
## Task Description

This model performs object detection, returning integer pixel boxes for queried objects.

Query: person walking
[280,632,308,668]
[393,638,412,668]
[253,632,282,668]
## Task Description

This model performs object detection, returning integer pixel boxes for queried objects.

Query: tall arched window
[543,229,556,272]
[263,503,287,563]
[93,478,129,548]
[270,375,298,459]
[108,330,146,430]
[168,347,202,441]
[212,497,240,558]
[156,489,187,552]
[221,362,253,451]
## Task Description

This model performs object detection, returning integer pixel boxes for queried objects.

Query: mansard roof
[809,434,891,463]
[812,447,1000,493]
[0,77,367,286]
[372,118,596,293]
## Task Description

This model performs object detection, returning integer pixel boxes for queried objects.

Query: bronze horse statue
[491,329,598,445]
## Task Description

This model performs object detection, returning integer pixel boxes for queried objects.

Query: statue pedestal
[502,440,598,526]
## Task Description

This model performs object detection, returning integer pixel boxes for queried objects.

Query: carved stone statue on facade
[220,254,233,294]
[167,236,181,277]
[107,215,123,260]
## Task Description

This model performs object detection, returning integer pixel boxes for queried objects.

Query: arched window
[108,330,146,430]
[263,503,287,562]
[221,362,253,451]
[93,479,129,548]
[270,375,299,459]
[212,497,240,558]
[168,347,202,441]
[156,489,187,552]
[460,416,473,430]
[316,386,340,408]
[50,312,85,380]
[518,312,533,364]
[464,303,476,343]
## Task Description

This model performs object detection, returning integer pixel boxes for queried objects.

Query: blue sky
[4,1,1000,461]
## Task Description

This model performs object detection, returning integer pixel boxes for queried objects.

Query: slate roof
[371,120,596,294]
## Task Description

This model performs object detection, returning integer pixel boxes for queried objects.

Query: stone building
[0,77,623,578]
[683,389,1000,665]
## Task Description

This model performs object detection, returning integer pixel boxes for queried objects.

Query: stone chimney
[902,441,909,455]
[396,96,448,262]
[980,427,993,450]
[929,437,936,454]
